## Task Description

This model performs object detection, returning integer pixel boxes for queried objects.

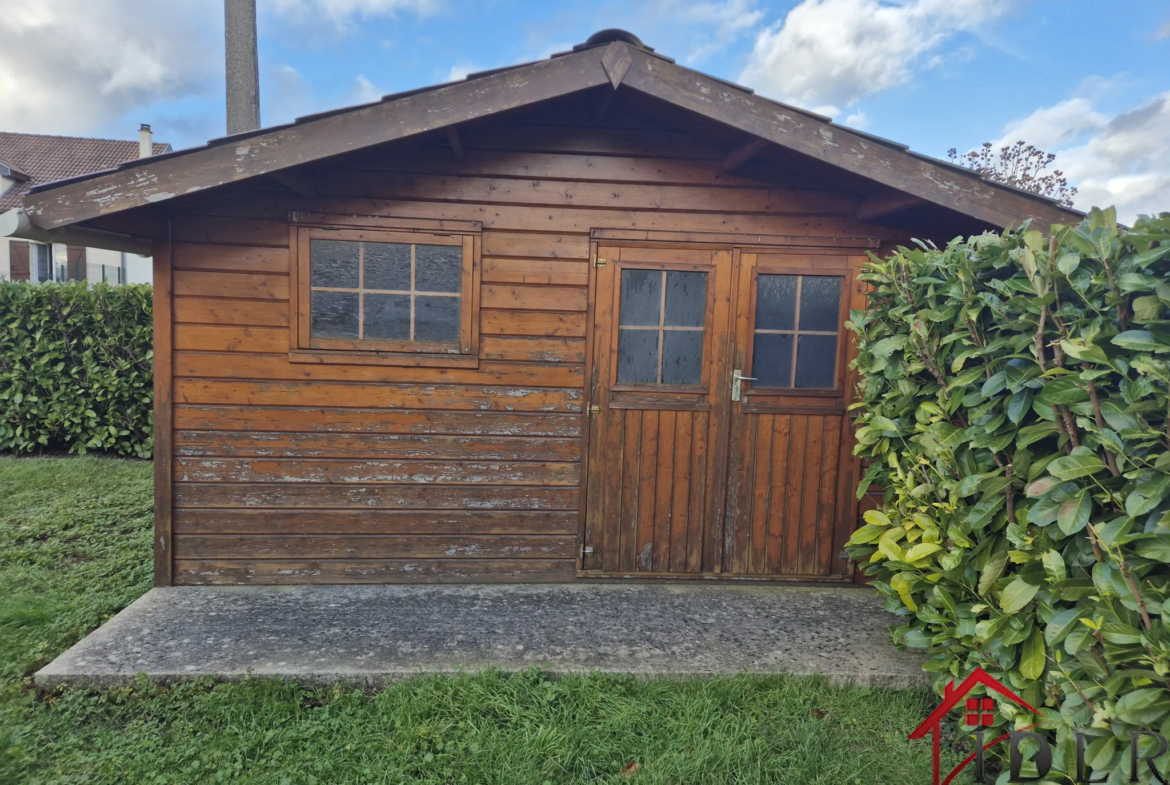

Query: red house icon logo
[909,667,1043,785]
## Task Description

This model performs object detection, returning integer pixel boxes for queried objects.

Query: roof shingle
[0,132,170,211]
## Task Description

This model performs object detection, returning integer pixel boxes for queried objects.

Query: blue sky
[2,0,1168,219]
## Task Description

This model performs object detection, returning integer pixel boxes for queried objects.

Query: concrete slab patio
[36,582,925,689]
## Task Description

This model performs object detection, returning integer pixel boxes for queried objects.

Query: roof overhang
[19,40,1082,233]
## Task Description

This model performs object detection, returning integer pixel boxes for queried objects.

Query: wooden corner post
[152,223,174,586]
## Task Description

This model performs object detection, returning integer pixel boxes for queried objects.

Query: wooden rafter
[720,138,768,174]
[446,126,464,161]
[857,191,925,221]
[269,167,317,198]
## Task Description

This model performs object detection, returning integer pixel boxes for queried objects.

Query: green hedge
[846,208,1170,779]
[0,282,152,458]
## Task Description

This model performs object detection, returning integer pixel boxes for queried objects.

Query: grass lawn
[0,456,956,785]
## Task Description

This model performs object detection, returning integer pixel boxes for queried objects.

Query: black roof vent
[576,29,652,52]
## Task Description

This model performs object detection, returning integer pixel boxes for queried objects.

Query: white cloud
[738,0,1009,117]
[267,0,438,28]
[0,0,217,138]
[444,62,480,82]
[989,92,1170,224]
[350,75,382,103]
[666,0,764,63]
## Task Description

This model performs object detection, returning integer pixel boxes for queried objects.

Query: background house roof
[0,132,171,211]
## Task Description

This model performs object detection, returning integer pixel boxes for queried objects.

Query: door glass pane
[755,275,797,330]
[311,290,359,339]
[415,295,461,342]
[752,333,793,387]
[310,239,360,288]
[364,293,410,341]
[800,276,843,332]
[617,329,659,383]
[663,271,706,328]
[795,334,838,388]
[364,242,411,290]
[662,331,704,385]
[619,269,662,327]
[415,245,462,293]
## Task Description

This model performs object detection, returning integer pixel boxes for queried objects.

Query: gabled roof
[0,132,171,212]
[18,33,1081,232]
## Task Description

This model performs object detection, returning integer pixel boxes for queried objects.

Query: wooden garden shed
[5,30,1080,586]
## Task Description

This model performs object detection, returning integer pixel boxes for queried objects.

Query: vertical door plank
[619,409,642,573]
[669,411,693,572]
[686,410,708,573]
[799,416,826,575]
[749,414,774,574]
[635,410,660,570]
[816,416,843,575]
[783,414,808,573]
[765,414,791,574]
[653,410,676,571]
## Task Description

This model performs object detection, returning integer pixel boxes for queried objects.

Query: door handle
[731,369,757,402]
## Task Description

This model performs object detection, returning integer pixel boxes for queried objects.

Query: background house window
[33,243,51,282]
[751,274,843,389]
[292,225,480,364]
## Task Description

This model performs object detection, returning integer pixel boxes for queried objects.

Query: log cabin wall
[161,97,909,585]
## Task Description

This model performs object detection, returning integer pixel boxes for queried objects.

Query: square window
[616,268,707,385]
[295,226,478,362]
[750,273,842,391]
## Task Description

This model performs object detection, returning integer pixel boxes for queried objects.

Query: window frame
[289,221,481,368]
[743,265,849,397]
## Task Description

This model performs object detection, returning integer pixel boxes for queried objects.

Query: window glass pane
[310,239,360,288]
[663,271,707,328]
[753,333,793,387]
[415,295,461,343]
[617,329,659,383]
[415,244,462,293]
[364,242,411,291]
[800,276,843,332]
[619,269,661,327]
[755,274,797,330]
[795,334,838,388]
[311,290,359,339]
[364,293,411,341]
[662,331,704,385]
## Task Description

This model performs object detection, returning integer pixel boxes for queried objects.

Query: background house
[0,129,170,284]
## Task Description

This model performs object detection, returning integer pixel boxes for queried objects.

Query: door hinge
[587,404,601,415]
[593,256,607,269]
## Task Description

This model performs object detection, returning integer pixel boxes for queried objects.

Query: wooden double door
[582,244,865,579]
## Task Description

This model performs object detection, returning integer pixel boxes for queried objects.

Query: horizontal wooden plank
[174,457,580,485]
[172,352,583,387]
[482,257,589,287]
[173,297,289,327]
[463,123,725,159]
[481,232,589,259]
[173,534,576,560]
[195,191,902,239]
[480,310,586,338]
[174,405,582,437]
[174,482,579,510]
[480,336,585,363]
[174,558,577,584]
[173,270,289,300]
[175,380,583,412]
[316,171,857,215]
[173,243,289,274]
[481,284,587,312]
[347,148,770,187]
[171,214,289,248]
[173,509,579,535]
[175,430,581,461]
[174,325,289,353]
